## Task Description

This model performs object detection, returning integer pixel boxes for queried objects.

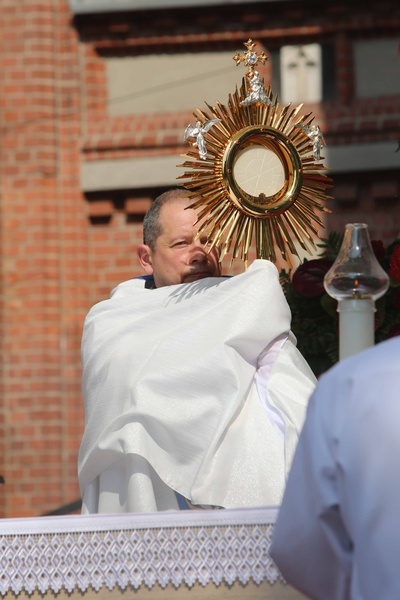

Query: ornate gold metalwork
[233,38,269,75]
[178,40,332,266]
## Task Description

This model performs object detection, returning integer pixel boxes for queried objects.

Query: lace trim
[0,506,282,594]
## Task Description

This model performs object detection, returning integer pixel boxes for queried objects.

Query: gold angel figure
[183,119,221,160]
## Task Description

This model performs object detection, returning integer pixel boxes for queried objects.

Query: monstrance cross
[233,39,269,77]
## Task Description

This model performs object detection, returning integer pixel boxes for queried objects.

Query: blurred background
[0,0,399,517]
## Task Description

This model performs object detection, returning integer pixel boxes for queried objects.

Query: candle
[337,298,375,360]
[324,224,389,361]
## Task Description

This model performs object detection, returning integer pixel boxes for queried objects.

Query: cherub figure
[183,119,221,160]
[297,124,326,161]
[240,70,272,107]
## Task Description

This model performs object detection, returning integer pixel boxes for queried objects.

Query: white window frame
[280,43,322,104]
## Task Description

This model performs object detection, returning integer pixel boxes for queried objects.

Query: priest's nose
[190,245,209,264]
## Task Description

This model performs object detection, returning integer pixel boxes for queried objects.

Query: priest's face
[138,199,221,288]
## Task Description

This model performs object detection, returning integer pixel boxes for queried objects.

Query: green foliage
[280,268,338,376]
[316,232,344,260]
[280,234,400,378]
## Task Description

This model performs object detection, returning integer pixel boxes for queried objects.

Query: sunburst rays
[178,79,332,267]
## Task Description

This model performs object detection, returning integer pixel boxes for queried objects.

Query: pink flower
[292,259,334,298]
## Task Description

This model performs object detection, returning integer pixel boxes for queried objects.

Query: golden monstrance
[178,39,333,267]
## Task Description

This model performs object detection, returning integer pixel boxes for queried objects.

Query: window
[270,43,335,104]
[354,38,400,98]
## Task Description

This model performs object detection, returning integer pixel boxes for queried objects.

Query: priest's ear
[137,244,154,275]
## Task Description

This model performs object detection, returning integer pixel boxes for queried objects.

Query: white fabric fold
[78,259,316,512]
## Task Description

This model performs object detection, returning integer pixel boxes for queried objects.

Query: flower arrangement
[280,233,400,377]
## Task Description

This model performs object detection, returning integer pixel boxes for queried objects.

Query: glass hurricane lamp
[324,223,390,360]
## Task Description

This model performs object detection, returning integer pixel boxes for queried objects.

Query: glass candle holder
[324,223,389,301]
[324,223,389,360]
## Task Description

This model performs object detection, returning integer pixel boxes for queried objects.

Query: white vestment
[78,260,316,513]
[270,337,400,600]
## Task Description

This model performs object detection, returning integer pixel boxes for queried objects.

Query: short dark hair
[143,188,192,250]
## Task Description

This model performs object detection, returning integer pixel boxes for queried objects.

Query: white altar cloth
[0,506,284,596]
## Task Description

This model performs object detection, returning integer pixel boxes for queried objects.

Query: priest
[78,188,316,513]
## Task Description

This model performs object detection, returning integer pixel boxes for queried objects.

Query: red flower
[389,245,400,283]
[371,240,385,261]
[387,323,400,338]
[393,288,400,310]
[292,259,334,298]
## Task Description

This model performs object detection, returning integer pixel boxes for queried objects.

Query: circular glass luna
[222,126,303,218]
[233,146,285,197]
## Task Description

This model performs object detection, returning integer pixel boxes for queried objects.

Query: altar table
[0,506,307,598]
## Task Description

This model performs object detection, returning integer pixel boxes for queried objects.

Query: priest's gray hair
[143,188,192,250]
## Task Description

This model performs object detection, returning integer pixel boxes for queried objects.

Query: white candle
[337,298,375,361]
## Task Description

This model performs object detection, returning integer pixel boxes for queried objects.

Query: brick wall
[0,0,399,517]
[76,0,400,244]
[0,0,85,516]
